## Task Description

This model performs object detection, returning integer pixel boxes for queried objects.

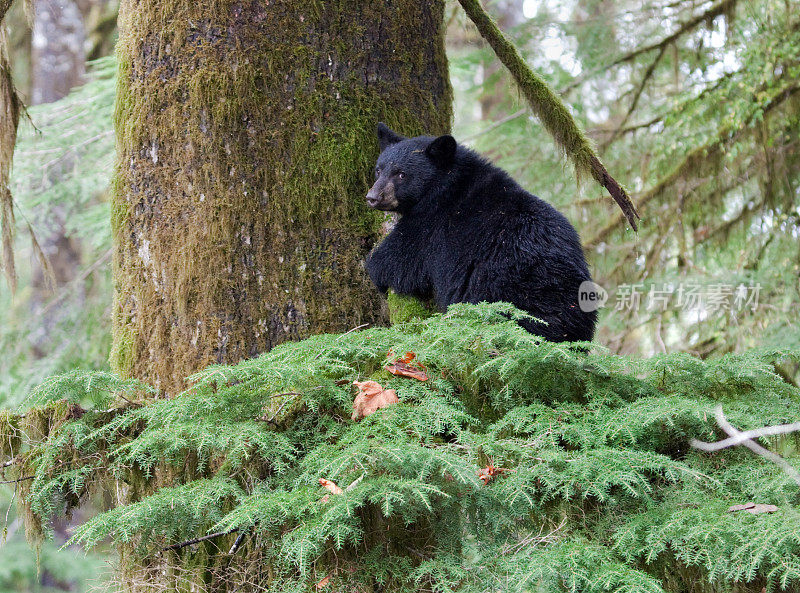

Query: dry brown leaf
[385,350,429,381]
[728,502,779,514]
[351,380,398,420]
[319,478,343,495]
[316,574,331,589]
[477,463,506,485]
[728,502,756,512]
[385,361,429,381]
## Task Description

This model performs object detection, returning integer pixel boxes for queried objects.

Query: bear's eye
[374,168,381,179]
[396,171,406,180]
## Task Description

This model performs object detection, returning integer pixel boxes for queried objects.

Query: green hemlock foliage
[3,303,800,592]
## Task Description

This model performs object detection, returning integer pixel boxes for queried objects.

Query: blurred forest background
[1,0,798,590]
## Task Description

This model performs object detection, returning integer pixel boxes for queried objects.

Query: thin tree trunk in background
[28,9,87,590]
[31,0,85,103]
[480,0,524,120]
[29,0,86,357]
[110,1,452,394]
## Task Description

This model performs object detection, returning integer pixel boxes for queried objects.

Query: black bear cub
[365,123,597,343]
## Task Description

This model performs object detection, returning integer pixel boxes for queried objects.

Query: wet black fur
[365,123,597,342]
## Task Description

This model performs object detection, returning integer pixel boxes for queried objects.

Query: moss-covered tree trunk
[111,0,452,394]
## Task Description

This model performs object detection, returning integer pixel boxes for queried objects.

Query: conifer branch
[602,44,668,149]
[562,0,739,94]
[457,0,640,231]
[590,114,666,139]
[604,0,738,70]
[0,474,34,485]
[587,80,800,247]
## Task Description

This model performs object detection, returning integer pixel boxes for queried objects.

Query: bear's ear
[377,122,404,151]
[425,134,457,167]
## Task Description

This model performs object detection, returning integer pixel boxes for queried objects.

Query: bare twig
[162,527,239,552]
[691,406,800,485]
[602,44,668,149]
[228,529,248,555]
[0,474,34,485]
[267,393,302,423]
[462,108,527,143]
[37,248,113,316]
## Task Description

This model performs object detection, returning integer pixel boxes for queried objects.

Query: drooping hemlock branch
[602,44,668,149]
[456,0,640,231]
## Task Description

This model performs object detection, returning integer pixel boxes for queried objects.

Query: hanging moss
[110,0,452,395]
[0,409,20,459]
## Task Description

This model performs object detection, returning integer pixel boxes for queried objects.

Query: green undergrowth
[2,303,800,592]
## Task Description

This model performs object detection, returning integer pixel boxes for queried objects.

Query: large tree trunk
[110,0,452,395]
[111,3,451,589]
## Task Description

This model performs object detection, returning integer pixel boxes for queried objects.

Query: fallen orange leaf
[352,380,399,420]
[399,351,416,363]
[319,478,343,495]
[316,574,331,589]
[387,350,416,364]
[385,361,429,381]
[477,463,506,485]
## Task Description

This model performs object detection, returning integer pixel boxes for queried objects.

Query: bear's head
[366,123,457,214]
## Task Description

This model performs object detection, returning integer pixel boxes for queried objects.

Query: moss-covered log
[111,0,452,394]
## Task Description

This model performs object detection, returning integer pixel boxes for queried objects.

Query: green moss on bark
[387,290,437,325]
[109,2,452,588]
[111,0,452,394]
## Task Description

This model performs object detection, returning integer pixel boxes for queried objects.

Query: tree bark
[110,2,451,589]
[110,1,452,391]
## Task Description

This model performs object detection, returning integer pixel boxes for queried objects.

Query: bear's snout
[366,187,381,208]
[366,179,397,210]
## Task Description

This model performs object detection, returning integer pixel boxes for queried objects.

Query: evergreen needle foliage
[2,303,800,592]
